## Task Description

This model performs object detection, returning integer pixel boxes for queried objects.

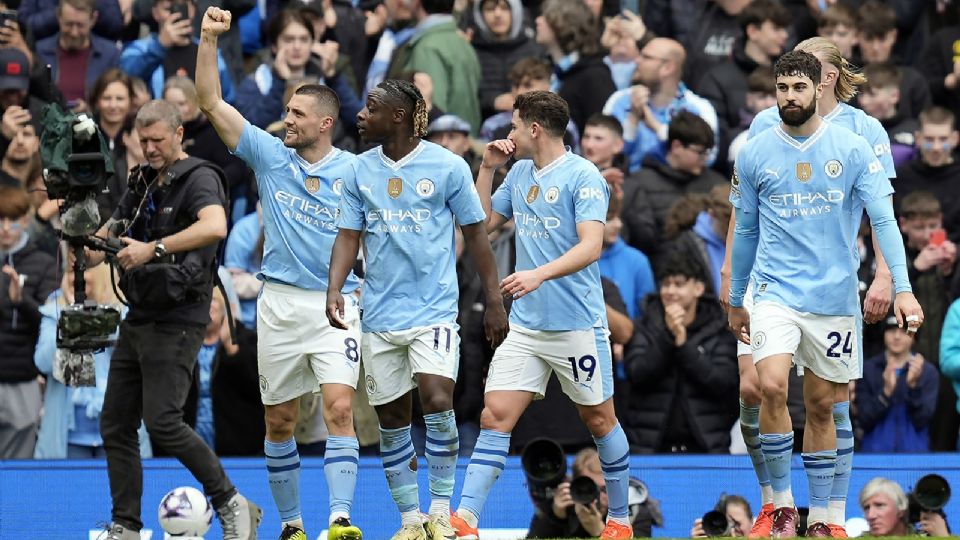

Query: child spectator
[817,4,858,58]
[581,113,627,181]
[726,66,775,167]
[859,63,917,166]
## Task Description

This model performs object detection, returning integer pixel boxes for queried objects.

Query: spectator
[0,186,59,459]
[234,10,360,131]
[817,4,858,58]
[659,184,731,296]
[859,478,914,536]
[620,110,725,257]
[599,190,655,321]
[855,316,939,452]
[223,207,261,329]
[604,38,720,172]
[599,10,647,91]
[859,63,918,166]
[726,66,776,167]
[535,0,616,134]
[88,68,133,156]
[102,114,140,223]
[34,262,153,459]
[19,0,122,42]
[920,4,960,120]
[426,113,484,174]
[479,57,581,152]
[855,1,930,121]
[622,252,738,453]
[581,113,626,179]
[697,0,789,169]
[363,0,416,98]
[326,0,374,88]
[894,107,960,242]
[470,0,542,121]
[690,494,754,537]
[0,123,39,187]
[119,0,235,102]
[683,0,751,89]
[35,0,121,111]
[386,0,483,132]
[0,48,49,157]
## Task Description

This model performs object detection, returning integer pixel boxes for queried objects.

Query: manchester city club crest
[796,162,812,183]
[365,374,377,396]
[526,185,540,204]
[387,177,403,198]
[824,160,843,178]
[416,178,435,197]
[545,186,560,203]
[305,176,320,193]
[333,178,343,195]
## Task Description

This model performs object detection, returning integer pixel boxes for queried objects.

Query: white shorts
[736,283,755,357]
[361,322,460,406]
[750,301,859,383]
[256,281,362,405]
[484,325,613,406]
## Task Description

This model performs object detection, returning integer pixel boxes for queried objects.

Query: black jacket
[526,498,655,538]
[472,31,542,121]
[621,156,726,256]
[557,54,617,135]
[622,295,738,453]
[212,324,266,456]
[681,1,741,90]
[0,237,60,382]
[893,157,960,241]
[919,26,960,119]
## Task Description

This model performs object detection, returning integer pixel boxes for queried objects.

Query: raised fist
[201,7,231,37]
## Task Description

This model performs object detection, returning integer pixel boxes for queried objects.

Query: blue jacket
[234,63,361,129]
[33,292,151,459]
[940,299,960,413]
[35,35,120,99]
[856,351,939,453]
[599,237,656,321]
[119,35,234,103]
[19,0,122,42]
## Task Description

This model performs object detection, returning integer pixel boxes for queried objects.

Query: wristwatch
[154,240,167,259]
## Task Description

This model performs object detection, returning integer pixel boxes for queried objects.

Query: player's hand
[500,268,544,299]
[691,518,708,538]
[893,291,923,336]
[574,501,605,536]
[919,511,950,537]
[483,298,509,348]
[326,290,348,330]
[664,303,687,346]
[863,273,892,324]
[481,139,515,170]
[116,237,155,270]
[200,6,231,38]
[2,265,22,305]
[551,481,573,519]
[728,305,751,345]
[719,266,732,314]
[906,353,924,389]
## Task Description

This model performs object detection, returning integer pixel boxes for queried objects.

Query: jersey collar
[533,149,570,180]
[377,141,425,171]
[295,147,340,176]
[774,120,828,152]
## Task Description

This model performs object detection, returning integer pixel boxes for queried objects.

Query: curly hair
[774,50,822,85]
[540,0,601,56]
[377,79,429,137]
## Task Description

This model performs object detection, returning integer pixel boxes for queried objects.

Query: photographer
[861,477,953,537]
[85,99,259,539]
[690,495,754,537]
[527,447,656,538]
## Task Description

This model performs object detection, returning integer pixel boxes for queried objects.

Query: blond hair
[795,36,867,103]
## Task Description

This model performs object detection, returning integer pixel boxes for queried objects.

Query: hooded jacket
[894,157,960,242]
[0,234,60,382]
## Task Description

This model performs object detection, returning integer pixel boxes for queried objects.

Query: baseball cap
[884,315,901,330]
[427,114,471,136]
[0,48,29,91]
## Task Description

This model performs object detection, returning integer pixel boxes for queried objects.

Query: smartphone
[0,9,16,32]
[170,2,189,21]
[931,228,947,247]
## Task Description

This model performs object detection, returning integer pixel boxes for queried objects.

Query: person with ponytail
[719,36,898,539]
[326,78,508,540]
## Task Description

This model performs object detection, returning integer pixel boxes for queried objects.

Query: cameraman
[527,447,655,538]
[860,477,952,537]
[690,495,754,537]
[85,99,259,540]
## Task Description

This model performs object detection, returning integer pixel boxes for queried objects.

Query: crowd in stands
[3,0,960,465]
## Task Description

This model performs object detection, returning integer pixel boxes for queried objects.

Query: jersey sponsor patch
[796,162,812,183]
[387,177,403,198]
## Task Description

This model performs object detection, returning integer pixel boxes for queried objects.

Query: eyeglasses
[639,52,669,63]
[0,218,24,230]
[685,144,712,157]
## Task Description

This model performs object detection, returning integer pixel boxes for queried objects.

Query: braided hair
[377,79,429,137]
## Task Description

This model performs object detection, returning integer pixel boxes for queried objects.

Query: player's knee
[760,377,788,405]
[740,377,762,405]
[804,394,835,423]
[578,406,616,437]
[264,407,297,439]
[323,397,354,430]
[479,406,513,432]
[419,392,453,415]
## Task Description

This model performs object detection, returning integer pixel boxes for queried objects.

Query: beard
[284,130,318,149]
[778,98,817,127]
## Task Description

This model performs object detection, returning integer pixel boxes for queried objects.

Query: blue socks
[595,423,631,523]
[760,432,795,508]
[458,429,510,522]
[803,449,838,525]
[325,435,359,522]
[424,410,459,516]
[740,401,774,505]
[831,401,854,525]
[380,425,421,526]
[265,438,302,524]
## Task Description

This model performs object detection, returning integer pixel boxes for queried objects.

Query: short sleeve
[224,215,258,271]
[445,158,486,226]
[729,147,759,212]
[573,167,609,223]
[864,116,896,179]
[184,168,226,218]
[491,169,515,219]
[853,138,895,205]
[232,122,287,175]
[336,162,366,231]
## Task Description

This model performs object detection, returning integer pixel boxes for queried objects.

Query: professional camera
[521,438,568,510]
[908,474,952,525]
[39,103,121,360]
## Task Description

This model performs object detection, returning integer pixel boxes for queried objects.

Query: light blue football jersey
[232,122,360,293]
[731,121,893,316]
[491,151,610,331]
[337,140,486,332]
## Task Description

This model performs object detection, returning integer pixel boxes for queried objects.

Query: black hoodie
[894,156,960,241]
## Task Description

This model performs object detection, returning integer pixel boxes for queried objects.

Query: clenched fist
[201,6,231,36]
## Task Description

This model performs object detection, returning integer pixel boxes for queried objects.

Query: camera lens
[569,476,600,506]
[702,510,731,537]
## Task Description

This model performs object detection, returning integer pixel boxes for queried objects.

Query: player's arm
[196,7,244,151]
[864,232,893,323]
[863,195,924,330]
[500,220,604,300]
[728,208,759,309]
[476,140,512,233]
[461,222,509,346]
[719,210,735,313]
[326,228,361,330]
